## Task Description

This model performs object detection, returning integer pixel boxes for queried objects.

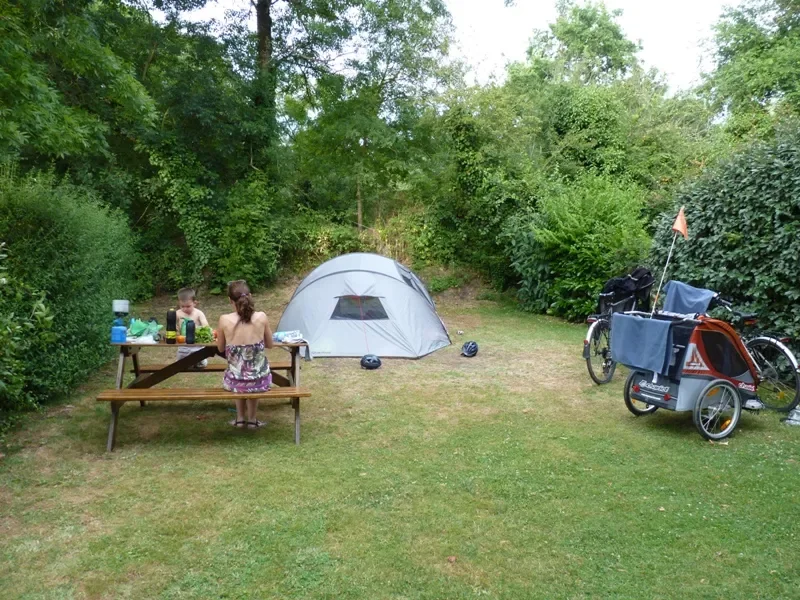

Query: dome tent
[278,253,450,358]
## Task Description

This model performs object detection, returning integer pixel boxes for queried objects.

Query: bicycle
[584,271,654,384]
[584,297,630,384]
[713,298,800,413]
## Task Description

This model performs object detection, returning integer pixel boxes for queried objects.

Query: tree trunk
[256,0,272,72]
[356,173,363,231]
[254,0,277,159]
[357,136,368,230]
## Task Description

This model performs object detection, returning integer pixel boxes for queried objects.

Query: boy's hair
[177,288,196,303]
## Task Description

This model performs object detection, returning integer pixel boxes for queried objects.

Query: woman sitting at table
[216,280,274,429]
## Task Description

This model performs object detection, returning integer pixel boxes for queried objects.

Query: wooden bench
[97,387,311,451]
[131,359,292,373]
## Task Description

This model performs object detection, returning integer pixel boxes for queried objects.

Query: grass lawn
[1,283,799,599]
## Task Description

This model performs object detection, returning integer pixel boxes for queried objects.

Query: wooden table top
[112,340,307,348]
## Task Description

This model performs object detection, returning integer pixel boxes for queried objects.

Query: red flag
[672,206,688,239]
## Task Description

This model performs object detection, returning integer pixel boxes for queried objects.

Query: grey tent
[277,253,450,358]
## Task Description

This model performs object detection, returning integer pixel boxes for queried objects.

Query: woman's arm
[263,313,274,349]
[216,316,226,355]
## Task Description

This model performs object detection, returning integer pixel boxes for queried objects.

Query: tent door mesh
[330,296,389,320]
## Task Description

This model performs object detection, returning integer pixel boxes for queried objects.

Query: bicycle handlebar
[712,295,732,309]
[709,296,760,321]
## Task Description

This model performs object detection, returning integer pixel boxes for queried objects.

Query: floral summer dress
[223,340,272,393]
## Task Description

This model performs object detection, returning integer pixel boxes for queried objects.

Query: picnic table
[97,340,310,451]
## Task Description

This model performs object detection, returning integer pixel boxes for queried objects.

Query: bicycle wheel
[693,379,741,440]
[585,319,616,384]
[623,371,658,416]
[746,338,800,412]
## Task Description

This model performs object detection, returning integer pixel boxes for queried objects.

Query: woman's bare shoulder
[252,311,269,323]
[218,312,237,324]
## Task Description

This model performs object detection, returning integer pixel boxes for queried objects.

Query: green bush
[215,178,281,288]
[135,218,192,294]
[509,174,650,321]
[651,128,800,344]
[426,273,469,294]
[0,170,138,412]
[432,106,538,288]
[274,209,365,272]
[0,243,56,429]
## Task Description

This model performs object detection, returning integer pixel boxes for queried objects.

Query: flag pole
[651,230,678,318]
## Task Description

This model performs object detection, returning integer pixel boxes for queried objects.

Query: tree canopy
[706,0,800,137]
[0,0,794,296]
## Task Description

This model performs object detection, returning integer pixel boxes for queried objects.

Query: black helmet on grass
[361,354,382,370]
[461,341,478,357]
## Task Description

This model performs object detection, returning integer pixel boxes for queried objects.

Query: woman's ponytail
[228,280,255,323]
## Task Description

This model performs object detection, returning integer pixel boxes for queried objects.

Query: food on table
[195,326,214,344]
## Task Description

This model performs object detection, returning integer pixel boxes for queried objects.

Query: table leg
[130,352,145,407]
[107,401,122,452]
[115,350,127,389]
[292,397,300,445]
[291,347,301,388]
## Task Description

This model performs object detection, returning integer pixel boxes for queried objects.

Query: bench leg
[107,402,122,452]
[292,398,300,445]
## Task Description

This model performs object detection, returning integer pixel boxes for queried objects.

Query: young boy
[176,288,210,368]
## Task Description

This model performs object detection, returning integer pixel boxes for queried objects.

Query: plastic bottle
[111,321,127,343]
[186,319,196,344]
[166,308,177,344]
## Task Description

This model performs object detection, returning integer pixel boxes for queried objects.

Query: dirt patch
[45,404,77,419]
[434,281,485,305]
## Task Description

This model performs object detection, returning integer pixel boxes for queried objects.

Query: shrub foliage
[0,171,137,423]
[652,129,800,343]
[509,175,650,321]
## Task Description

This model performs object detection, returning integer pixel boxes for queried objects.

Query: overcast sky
[451,0,732,89]
[180,0,734,91]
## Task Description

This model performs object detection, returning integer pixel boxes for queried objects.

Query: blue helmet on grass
[360,354,382,370]
[461,341,478,357]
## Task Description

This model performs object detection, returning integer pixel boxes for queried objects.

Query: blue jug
[111,317,127,343]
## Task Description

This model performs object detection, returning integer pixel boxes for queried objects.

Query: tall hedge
[651,128,800,343]
[0,170,137,420]
[0,242,55,425]
[509,174,651,321]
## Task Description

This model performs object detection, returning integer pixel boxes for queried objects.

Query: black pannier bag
[598,267,654,314]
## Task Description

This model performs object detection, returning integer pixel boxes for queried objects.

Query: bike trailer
[610,282,759,440]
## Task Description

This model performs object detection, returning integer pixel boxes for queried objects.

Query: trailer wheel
[624,371,659,416]
[693,379,741,441]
